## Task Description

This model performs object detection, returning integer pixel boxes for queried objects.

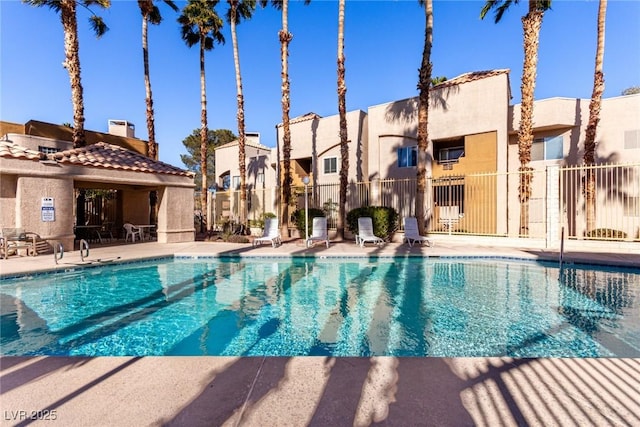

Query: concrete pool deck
[1,239,639,426]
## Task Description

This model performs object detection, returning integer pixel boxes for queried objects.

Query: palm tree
[481,0,552,236]
[415,0,433,235]
[178,0,224,230]
[24,0,109,148]
[226,0,256,225]
[336,0,348,239]
[261,0,309,237]
[583,0,607,233]
[138,0,178,160]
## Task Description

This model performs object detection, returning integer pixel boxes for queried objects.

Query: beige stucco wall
[122,189,151,226]
[215,143,275,190]
[3,133,73,153]
[0,174,18,228]
[368,72,511,178]
[367,72,511,233]
[506,93,640,239]
[596,94,640,163]
[508,93,640,170]
[2,174,76,249]
[276,110,368,184]
[156,186,194,243]
[0,150,195,251]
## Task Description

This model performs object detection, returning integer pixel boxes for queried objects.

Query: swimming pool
[1,256,639,357]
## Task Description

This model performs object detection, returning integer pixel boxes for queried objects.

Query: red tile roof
[432,69,510,90]
[283,112,322,126]
[0,141,44,160]
[0,140,194,177]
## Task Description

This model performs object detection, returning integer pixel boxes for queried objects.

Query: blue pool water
[1,257,639,357]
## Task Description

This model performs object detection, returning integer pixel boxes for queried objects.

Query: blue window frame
[397,146,417,168]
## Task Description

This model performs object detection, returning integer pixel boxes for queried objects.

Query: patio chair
[403,217,432,247]
[306,217,330,248]
[123,223,142,243]
[252,217,281,248]
[356,217,384,247]
[99,222,115,242]
[1,228,37,259]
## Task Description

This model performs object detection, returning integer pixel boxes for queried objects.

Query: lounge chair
[356,217,384,247]
[123,223,142,243]
[306,217,330,248]
[403,217,432,247]
[252,217,282,248]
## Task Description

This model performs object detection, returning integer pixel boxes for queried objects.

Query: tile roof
[51,142,194,177]
[285,112,322,126]
[217,139,272,151]
[0,140,45,161]
[432,69,510,90]
[0,140,194,177]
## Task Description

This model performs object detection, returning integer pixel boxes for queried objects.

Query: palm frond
[89,15,108,37]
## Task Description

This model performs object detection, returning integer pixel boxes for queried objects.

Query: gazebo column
[156,186,195,243]
[16,176,75,251]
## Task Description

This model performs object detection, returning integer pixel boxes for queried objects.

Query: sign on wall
[41,197,55,222]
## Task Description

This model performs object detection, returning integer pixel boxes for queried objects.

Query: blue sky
[1,0,639,168]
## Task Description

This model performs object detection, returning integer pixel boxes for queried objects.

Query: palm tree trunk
[230,3,247,225]
[279,0,293,236]
[584,0,607,233]
[142,13,157,159]
[337,0,348,240]
[199,35,209,231]
[60,0,86,148]
[416,0,433,236]
[517,6,543,236]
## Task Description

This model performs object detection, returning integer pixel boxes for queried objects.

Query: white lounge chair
[403,217,432,247]
[123,223,142,243]
[253,217,282,248]
[306,217,330,248]
[356,217,384,247]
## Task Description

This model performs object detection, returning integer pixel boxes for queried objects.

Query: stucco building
[0,120,196,252]
[215,68,639,239]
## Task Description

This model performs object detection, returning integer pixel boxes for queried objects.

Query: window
[38,146,61,154]
[222,175,230,190]
[257,172,264,184]
[624,130,640,149]
[232,176,240,190]
[438,146,464,164]
[532,136,563,161]
[397,146,417,168]
[433,137,464,165]
[324,157,337,174]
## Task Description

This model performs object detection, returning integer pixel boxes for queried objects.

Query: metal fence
[210,162,640,242]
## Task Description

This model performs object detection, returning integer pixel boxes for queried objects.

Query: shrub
[293,208,325,237]
[221,232,250,243]
[248,212,276,229]
[346,206,399,241]
[585,228,627,240]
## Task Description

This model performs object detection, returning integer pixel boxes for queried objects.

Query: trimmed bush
[248,212,276,229]
[346,206,399,241]
[585,228,627,240]
[293,208,325,237]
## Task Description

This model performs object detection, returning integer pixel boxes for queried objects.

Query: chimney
[108,120,135,138]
